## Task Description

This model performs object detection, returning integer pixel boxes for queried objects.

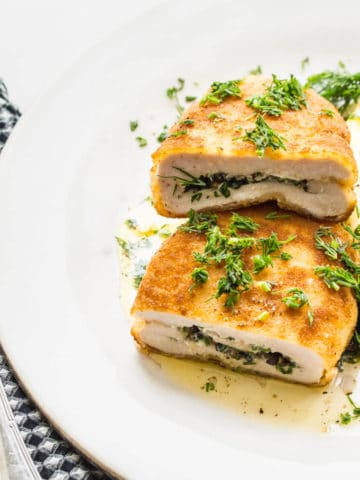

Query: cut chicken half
[131,206,358,385]
[151,76,357,221]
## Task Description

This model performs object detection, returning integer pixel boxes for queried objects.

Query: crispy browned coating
[132,205,358,382]
[151,75,357,217]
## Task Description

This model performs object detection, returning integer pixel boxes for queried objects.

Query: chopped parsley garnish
[245,74,307,117]
[340,394,360,425]
[200,80,242,106]
[166,77,185,115]
[228,213,260,234]
[135,136,148,147]
[301,57,310,71]
[243,115,287,158]
[249,65,262,75]
[130,120,138,131]
[190,267,209,292]
[215,253,253,307]
[305,67,360,119]
[169,129,188,138]
[265,211,291,220]
[115,236,130,257]
[253,254,273,274]
[185,95,197,102]
[157,125,168,142]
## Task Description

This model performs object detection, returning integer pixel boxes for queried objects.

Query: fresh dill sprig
[314,265,360,300]
[340,394,360,425]
[228,213,260,234]
[265,211,291,220]
[282,288,314,325]
[254,232,296,274]
[282,288,309,309]
[301,57,310,71]
[166,77,185,115]
[157,125,168,143]
[215,253,253,308]
[200,80,242,106]
[243,115,287,158]
[249,65,262,75]
[115,236,130,257]
[130,120,138,131]
[305,67,360,119]
[181,209,218,234]
[190,267,209,292]
[245,74,307,117]
[135,136,148,148]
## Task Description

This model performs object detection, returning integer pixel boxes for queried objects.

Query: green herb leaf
[133,274,144,288]
[200,80,242,106]
[319,109,335,117]
[115,236,130,257]
[204,381,216,392]
[180,119,195,126]
[169,129,188,138]
[249,65,262,75]
[166,78,185,115]
[280,252,292,261]
[243,114,287,158]
[253,254,273,274]
[190,267,209,291]
[157,125,169,142]
[185,95,197,102]
[125,218,138,229]
[228,213,260,234]
[136,136,148,147]
[265,211,291,220]
[305,69,360,119]
[245,74,307,117]
[130,120,138,131]
[208,112,226,120]
[301,57,310,71]
[282,288,309,309]
[181,209,218,234]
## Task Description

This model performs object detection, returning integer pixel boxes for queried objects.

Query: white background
[0,0,164,110]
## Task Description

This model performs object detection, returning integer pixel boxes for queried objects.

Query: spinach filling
[180,325,296,375]
[163,167,309,203]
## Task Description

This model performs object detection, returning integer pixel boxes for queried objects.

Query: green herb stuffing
[243,115,287,158]
[200,80,242,106]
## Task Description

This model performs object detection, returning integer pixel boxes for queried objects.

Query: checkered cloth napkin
[0,79,112,480]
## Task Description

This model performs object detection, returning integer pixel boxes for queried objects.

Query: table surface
[0,0,163,110]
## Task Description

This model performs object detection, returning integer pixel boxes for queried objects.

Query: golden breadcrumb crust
[132,205,358,384]
[151,75,357,217]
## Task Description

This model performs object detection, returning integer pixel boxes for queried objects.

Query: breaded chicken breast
[151,76,357,221]
[131,206,358,385]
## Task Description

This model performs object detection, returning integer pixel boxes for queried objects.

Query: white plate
[0,1,360,478]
